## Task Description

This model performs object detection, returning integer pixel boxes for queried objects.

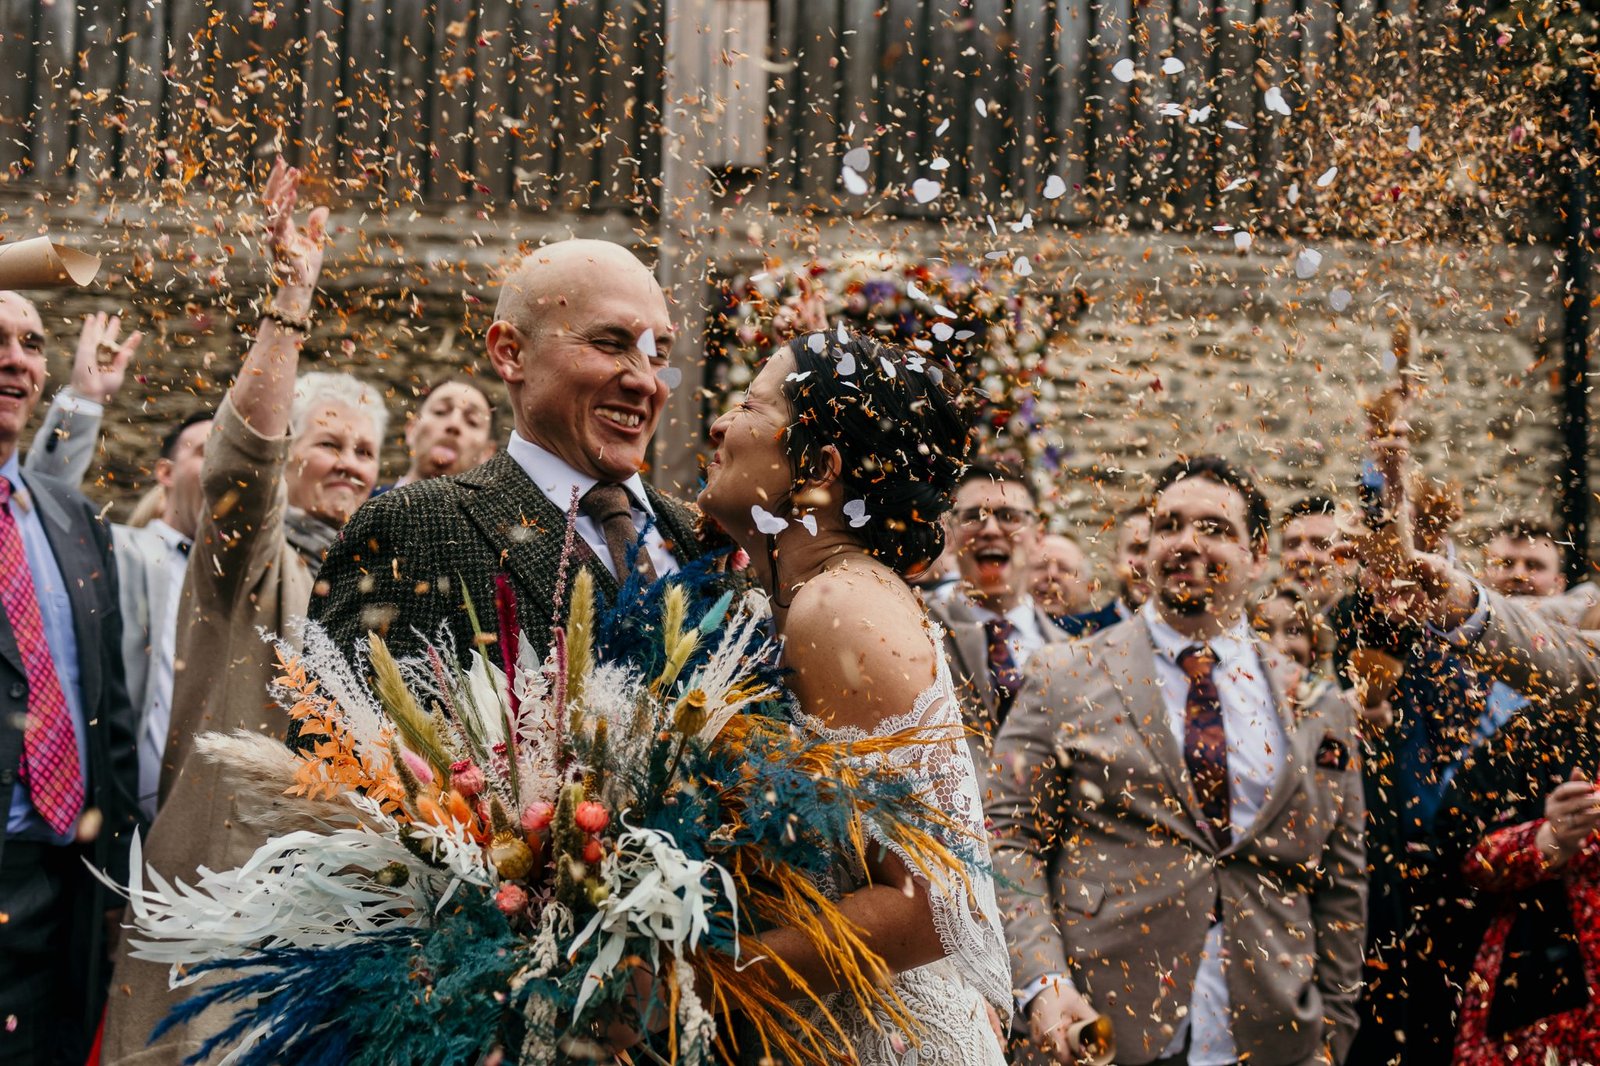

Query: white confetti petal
[974,96,987,116]
[1188,105,1213,124]
[935,118,951,136]
[912,178,942,203]
[1407,125,1422,152]
[911,338,933,352]
[837,348,856,376]
[841,166,868,195]
[984,250,1008,260]
[1223,119,1249,131]
[931,322,955,341]
[1162,56,1184,75]
[1329,287,1353,312]
[1295,247,1323,279]
[1288,182,1301,205]
[1112,58,1136,83]
[1043,174,1067,200]
[1264,85,1291,116]
[1316,166,1338,188]
[1010,211,1033,232]
[798,514,818,536]
[842,146,871,171]
[930,156,950,172]
[1159,102,1186,118]
[751,506,788,535]
[934,303,957,318]
[1221,176,1246,192]
[836,322,849,344]
[843,499,870,528]
[954,330,975,340]
[637,328,656,358]
[880,356,897,378]
[656,366,682,389]
[1234,231,1253,252]
[807,332,826,353]
[907,280,929,301]
[784,371,812,383]
[926,364,944,385]
[1014,256,1033,277]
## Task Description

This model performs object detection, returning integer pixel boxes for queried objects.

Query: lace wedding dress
[794,625,1011,1066]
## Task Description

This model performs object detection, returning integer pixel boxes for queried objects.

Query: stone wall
[13,210,1580,584]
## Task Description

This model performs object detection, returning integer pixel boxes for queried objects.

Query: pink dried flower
[400,748,434,786]
[450,760,486,799]
[494,882,529,915]
[522,801,555,833]
[574,801,610,835]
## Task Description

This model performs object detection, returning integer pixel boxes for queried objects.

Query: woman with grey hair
[100,161,386,1064]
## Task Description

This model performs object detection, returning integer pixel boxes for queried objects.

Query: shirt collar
[1141,601,1254,668]
[145,518,193,553]
[0,451,29,511]
[506,432,655,518]
[969,596,1039,628]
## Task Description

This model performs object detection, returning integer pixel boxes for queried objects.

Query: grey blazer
[23,388,101,488]
[926,594,1070,757]
[986,615,1367,1066]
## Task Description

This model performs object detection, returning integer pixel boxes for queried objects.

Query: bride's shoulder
[782,564,939,731]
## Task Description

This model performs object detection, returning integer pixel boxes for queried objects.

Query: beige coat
[986,615,1367,1066]
[103,395,313,1065]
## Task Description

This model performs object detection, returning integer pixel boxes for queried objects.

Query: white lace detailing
[794,625,1012,1064]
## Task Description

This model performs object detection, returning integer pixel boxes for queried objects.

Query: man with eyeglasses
[927,462,1069,762]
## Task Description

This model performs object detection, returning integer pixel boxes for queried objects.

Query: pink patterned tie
[0,476,82,835]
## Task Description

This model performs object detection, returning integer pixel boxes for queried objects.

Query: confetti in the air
[1264,85,1292,116]
[751,506,789,535]
[1316,166,1339,188]
[1014,256,1033,278]
[1043,175,1067,200]
[656,366,682,389]
[841,166,868,195]
[1329,287,1354,312]
[1112,59,1136,83]
[843,500,871,528]
[841,146,871,171]
[1162,56,1184,75]
[1295,248,1324,279]
[911,179,942,204]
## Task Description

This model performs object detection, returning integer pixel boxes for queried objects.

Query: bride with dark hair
[698,328,1011,1063]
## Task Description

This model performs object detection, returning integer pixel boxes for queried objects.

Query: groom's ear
[486,320,524,384]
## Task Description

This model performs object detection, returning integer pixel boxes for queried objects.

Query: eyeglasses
[955,506,1038,530]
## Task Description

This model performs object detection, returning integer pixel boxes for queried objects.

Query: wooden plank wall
[0,0,667,215]
[0,0,1429,231]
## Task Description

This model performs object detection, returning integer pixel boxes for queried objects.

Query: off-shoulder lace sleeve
[797,625,1013,1015]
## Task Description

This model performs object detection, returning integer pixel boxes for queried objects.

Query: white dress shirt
[136,518,192,819]
[1143,602,1286,1066]
[505,432,679,580]
[968,596,1047,668]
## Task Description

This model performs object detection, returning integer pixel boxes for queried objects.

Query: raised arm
[24,312,140,485]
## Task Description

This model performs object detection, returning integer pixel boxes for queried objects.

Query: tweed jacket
[926,593,1070,761]
[0,468,142,1059]
[309,449,706,669]
[986,614,1367,1066]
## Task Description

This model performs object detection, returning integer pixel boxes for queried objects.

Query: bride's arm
[752,571,950,997]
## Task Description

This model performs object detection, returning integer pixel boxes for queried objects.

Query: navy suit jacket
[1055,598,1126,638]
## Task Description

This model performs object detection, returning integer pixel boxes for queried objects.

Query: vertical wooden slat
[765,0,800,192]
[510,0,559,211]
[792,0,839,206]
[155,0,205,185]
[73,0,130,184]
[1213,0,1257,229]
[595,0,645,209]
[118,0,169,184]
[555,0,602,209]
[470,0,517,202]
[1090,0,1134,214]
[297,0,344,181]
[914,0,962,216]
[875,0,925,211]
[1131,0,1175,228]
[428,0,476,201]
[1175,0,1216,222]
[837,0,880,186]
[0,0,41,179]
[1254,0,1297,213]
[635,0,667,214]
[1044,0,1089,223]
[387,0,435,205]
[966,0,1008,211]
[1010,0,1051,212]
[340,0,397,198]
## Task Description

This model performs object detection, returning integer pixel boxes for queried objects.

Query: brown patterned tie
[580,483,658,584]
[1178,644,1230,845]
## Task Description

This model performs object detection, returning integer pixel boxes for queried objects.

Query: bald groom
[312,239,707,663]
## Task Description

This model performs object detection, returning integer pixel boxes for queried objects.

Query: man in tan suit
[927,462,1070,761]
[988,456,1366,1066]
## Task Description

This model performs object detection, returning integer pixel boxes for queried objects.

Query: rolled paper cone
[1347,647,1405,709]
[1065,1014,1115,1066]
[0,236,101,289]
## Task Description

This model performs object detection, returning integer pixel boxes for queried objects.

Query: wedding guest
[0,290,141,1065]
[376,375,496,494]
[1434,706,1600,1065]
[102,160,386,1065]
[1279,496,1346,618]
[1032,531,1092,620]
[1057,503,1149,636]
[925,463,1068,759]
[24,310,143,487]
[1251,582,1317,673]
[989,455,1366,1066]
[312,238,705,669]
[1484,519,1566,599]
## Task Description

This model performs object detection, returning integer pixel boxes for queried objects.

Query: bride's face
[700,350,797,543]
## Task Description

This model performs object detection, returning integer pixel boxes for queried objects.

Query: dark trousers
[0,840,82,1066]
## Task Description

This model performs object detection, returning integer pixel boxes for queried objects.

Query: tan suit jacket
[927,594,1071,760]
[986,615,1367,1065]
[1470,588,1600,710]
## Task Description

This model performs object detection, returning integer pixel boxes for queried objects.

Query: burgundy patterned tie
[984,617,1023,724]
[0,477,82,836]
[1178,644,1230,845]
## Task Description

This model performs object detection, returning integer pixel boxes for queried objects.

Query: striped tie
[0,477,82,836]
[984,617,1023,726]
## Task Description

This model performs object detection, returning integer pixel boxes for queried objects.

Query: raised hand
[1538,768,1600,867]
[261,157,329,319]
[70,311,142,404]
[1027,980,1099,1066]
